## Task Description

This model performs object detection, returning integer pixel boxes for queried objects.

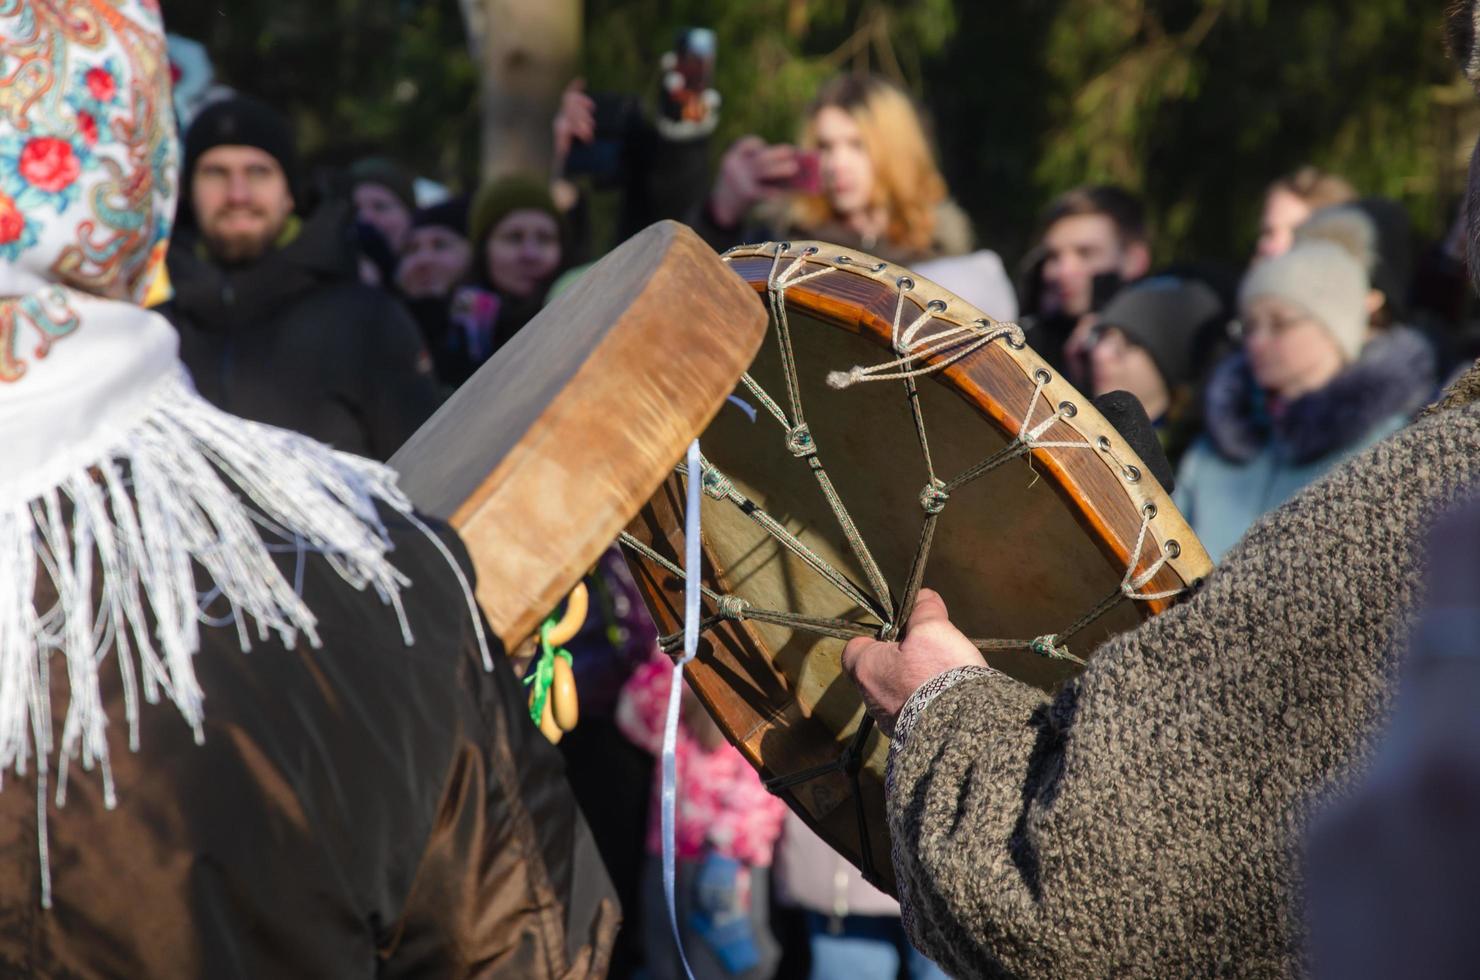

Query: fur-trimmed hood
[1204,325,1437,465]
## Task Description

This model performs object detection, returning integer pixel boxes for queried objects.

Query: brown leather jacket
[0,513,618,978]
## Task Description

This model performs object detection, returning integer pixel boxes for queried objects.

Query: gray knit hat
[1238,240,1369,362]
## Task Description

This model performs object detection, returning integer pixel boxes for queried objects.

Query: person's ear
[1448,0,1480,89]
[1364,289,1386,318]
[1121,241,1152,281]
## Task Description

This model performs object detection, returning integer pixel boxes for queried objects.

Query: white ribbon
[660,439,703,978]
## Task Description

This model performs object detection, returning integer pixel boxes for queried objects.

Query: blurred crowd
[157,25,1479,980]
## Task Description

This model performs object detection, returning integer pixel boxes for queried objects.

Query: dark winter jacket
[166,201,444,460]
[1175,325,1436,560]
[884,362,1480,979]
[0,510,620,978]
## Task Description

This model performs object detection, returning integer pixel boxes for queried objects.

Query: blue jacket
[1175,328,1435,562]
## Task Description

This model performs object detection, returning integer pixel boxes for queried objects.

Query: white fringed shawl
[0,287,485,906]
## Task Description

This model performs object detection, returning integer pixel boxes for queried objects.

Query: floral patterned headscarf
[0,0,483,910]
[0,0,178,311]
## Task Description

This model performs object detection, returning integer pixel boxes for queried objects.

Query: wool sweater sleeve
[884,668,1056,976]
[884,400,1480,979]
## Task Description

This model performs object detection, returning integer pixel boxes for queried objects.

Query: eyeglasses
[1227,313,1312,341]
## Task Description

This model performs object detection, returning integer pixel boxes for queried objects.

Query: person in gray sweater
[842,374,1480,978]
[839,10,1480,975]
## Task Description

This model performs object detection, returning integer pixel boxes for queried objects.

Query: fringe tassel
[0,371,487,906]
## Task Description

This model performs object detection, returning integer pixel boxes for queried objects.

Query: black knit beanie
[1098,276,1226,390]
[349,157,418,213]
[411,195,470,237]
[181,96,300,207]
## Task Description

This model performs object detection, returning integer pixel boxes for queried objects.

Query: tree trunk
[460,0,581,182]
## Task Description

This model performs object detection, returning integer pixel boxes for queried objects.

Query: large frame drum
[623,241,1213,896]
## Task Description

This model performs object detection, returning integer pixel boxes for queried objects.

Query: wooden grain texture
[625,241,1217,897]
[390,221,768,648]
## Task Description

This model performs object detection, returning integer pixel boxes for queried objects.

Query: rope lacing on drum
[825,275,1026,389]
[628,240,1193,671]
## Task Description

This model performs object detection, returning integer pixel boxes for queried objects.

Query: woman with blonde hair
[1253,164,1356,262]
[699,74,1015,318]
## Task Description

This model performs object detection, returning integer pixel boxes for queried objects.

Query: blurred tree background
[160,0,1474,269]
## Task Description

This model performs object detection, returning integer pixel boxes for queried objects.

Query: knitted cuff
[890,665,998,751]
[886,664,996,941]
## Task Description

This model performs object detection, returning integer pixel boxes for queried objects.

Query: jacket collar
[1204,325,1437,465]
[167,201,359,329]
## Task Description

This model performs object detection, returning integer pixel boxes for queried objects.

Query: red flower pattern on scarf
[19,138,81,193]
[85,67,117,103]
[77,111,99,147]
[0,191,24,244]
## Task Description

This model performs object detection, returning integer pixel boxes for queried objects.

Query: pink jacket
[616,654,787,867]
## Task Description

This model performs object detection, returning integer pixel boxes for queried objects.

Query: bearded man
[164,96,443,460]
[0,6,616,976]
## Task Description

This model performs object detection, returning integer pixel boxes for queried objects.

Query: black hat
[1097,275,1226,389]
[410,195,470,237]
[349,157,417,213]
[182,96,300,203]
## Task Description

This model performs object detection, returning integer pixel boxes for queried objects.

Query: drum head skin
[391,221,769,649]
[625,242,1213,896]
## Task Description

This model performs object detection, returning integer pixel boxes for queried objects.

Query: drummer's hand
[841,590,986,738]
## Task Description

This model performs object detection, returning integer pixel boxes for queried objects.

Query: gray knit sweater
[886,367,1480,978]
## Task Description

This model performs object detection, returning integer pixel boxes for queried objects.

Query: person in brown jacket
[0,5,616,977]
[839,12,1480,976]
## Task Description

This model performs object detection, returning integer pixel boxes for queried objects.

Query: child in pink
[617,652,787,979]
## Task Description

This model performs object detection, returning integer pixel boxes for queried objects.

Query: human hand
[708,136,799,228]
[841,590,986,738]
[551,78,596,169]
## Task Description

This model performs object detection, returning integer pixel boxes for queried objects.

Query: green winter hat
[349,157,417,211]
[470,175,561,248]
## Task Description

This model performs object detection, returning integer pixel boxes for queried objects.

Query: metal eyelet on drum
[1121,465,1142,483]
[1096,436,1113,452]
[803,246,819,256]
[1142,502,1158,519]
[1057,401,1077,418]
[1034,368,1052,385]
[897,276,915,292]
[926,299,947,314]
[1165,540,1182,559]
